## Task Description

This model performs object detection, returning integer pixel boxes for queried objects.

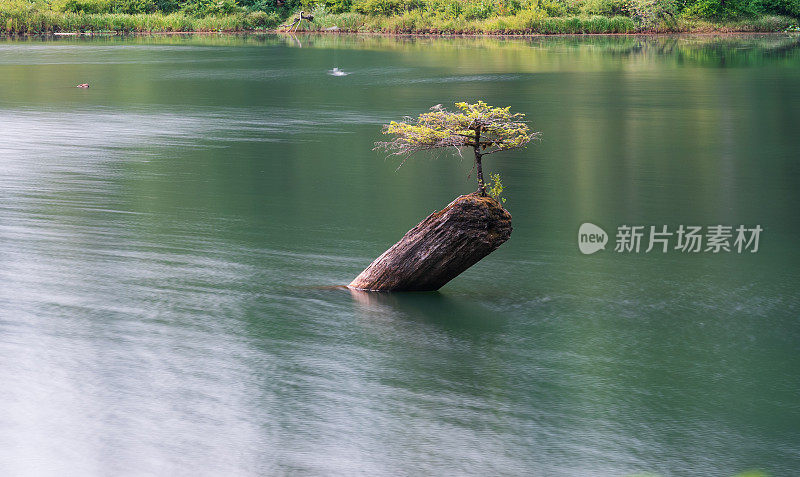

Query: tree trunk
[473,125,486,195]
[475,151,485,195]
[348,193,512,292]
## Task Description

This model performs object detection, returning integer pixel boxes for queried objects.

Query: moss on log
[348,192,512,292]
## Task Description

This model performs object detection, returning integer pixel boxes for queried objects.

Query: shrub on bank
[307,0,800,32]
[0,0,797,33]
[0,6,280,32]
[582,0,628,16]
[628,0,677,28]
[48,0,246,16]
[305,7,636,33]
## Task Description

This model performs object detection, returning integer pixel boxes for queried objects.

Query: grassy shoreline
[295,12,798,33]
[0,11,279,33]
[0,10,797,34]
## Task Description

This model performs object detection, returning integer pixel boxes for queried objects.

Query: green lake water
[1,33,799,476]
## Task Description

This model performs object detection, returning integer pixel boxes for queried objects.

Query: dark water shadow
[345,287,508,336]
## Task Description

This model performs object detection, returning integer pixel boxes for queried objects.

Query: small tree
[375,101,537,196]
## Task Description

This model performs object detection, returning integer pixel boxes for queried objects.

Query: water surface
[1,33,799,476]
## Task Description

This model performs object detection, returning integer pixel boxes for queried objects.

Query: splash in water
[328,67,349,77]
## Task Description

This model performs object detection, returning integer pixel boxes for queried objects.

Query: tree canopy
[376,101,534,157]
[375,101,538,195]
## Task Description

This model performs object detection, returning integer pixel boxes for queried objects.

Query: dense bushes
[628,0,677,28]
[0,0,281,32]
[316,0,800,22]
[304,0,798,32]
[582,0,628,16]
[52,0,245,15]
[0,0,797,33]
[306,7,637,32]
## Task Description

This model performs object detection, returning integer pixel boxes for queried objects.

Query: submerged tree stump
[348,193,512,292]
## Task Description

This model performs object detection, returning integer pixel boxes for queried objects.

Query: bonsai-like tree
[375,101,537,196]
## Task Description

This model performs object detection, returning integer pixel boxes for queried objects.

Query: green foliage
[348,0,538,19]
[241,0,294,14]
[463,2,494,20]
[52,0,244,14]
[57,0,111,14]
[353,0,419,15]
[154,0,179,12]
[534,0,574,16]
[678,0,800,19]
[582,0,627,15]
[628,0,677,28]
[377,101,534,157]
[682,0,753,18]
[760,0,800,16]
[501,14,634,32]
[297,10,636,32]
[180,0,241,16]
[245,9,279,25]
[487,173,507,205]
[375,102,535,192]
[729,12,794,28]
[0,4,279,32]
[0,0,795,33]
[497,0,523,15]
[323,0,352,13]
[113,0,157,13]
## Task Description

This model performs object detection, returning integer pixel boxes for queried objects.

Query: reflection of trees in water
[269,33,800,68]
[14,33,800,68]
[630,34,800,67]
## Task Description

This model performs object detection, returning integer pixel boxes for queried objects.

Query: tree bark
[348,193,512,292]
[475,151,485,195]
[473,125,486,195]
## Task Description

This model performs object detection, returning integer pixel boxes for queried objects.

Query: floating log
[348,192,512,292]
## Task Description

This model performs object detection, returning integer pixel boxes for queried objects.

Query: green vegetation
[375,101,535,196]
[487,173,506,204]
[303,9,638,33]
[0,0,283,32]
[0,0,798,33]
[0,0,282,32]
[301,0,798,33]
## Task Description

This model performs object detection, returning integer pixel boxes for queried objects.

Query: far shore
[6,28,800,37]
[1,11,798,36]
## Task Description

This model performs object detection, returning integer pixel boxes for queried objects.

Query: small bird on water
[328,67,348,77]
[76,83,89,88]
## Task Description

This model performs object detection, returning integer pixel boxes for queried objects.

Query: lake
[1,33,799,476]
